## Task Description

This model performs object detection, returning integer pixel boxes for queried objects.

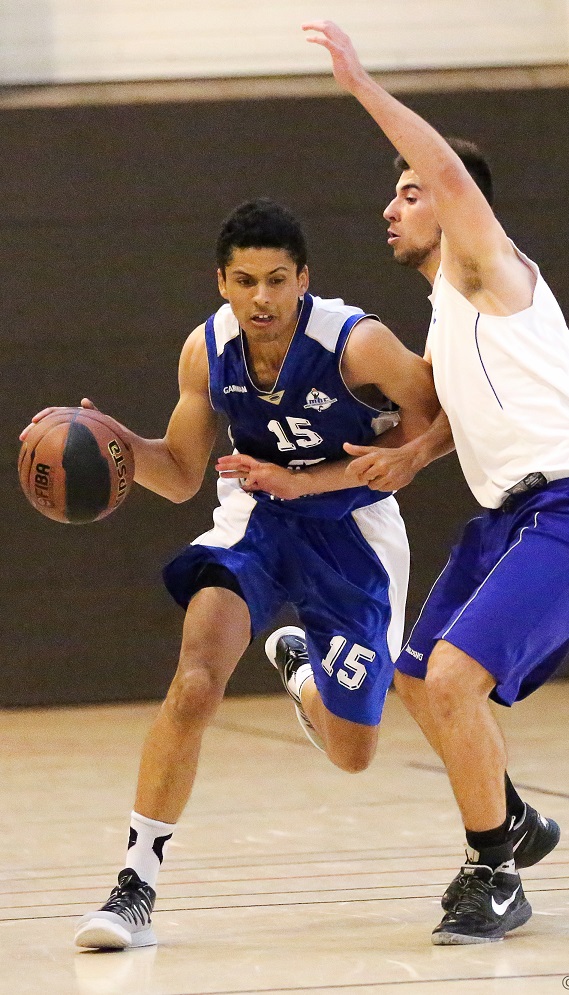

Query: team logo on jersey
[223,385,248,394]
[304,388,337,412]
[259,390,285,405]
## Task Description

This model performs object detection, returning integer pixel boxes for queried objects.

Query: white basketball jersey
[426,245,569,508]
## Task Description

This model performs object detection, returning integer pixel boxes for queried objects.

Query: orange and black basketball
[18,408,135,523]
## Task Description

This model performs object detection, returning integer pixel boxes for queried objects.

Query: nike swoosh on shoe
[512,831,528,852]
[491,886,520,916]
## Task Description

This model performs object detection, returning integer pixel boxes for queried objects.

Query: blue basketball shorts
[163,477,409,726]
[396,477,569,706]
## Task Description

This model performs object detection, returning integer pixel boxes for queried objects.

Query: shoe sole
[74,917,157,950]
[432,899,532,945]
[264,626,306,669]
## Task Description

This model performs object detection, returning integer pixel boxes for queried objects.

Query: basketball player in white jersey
[303,20,567,944]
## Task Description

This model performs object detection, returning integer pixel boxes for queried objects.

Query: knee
[393,670,424,712]
[424,643,463,717]
[327,733,378,774]
[424,641,491,717]
[166,659,226,728]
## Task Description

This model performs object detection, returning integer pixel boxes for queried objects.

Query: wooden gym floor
[1,683,568,995]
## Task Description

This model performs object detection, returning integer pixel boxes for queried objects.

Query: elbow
[169,491,192,504]
[153,444,208,503]
[165,455,204,503]
[162,469,202,504]
[438,160,474,202]
[428,399,442,425]
[169,481,200,504]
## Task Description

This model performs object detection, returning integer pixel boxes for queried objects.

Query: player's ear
[298,265,309,297]
[217,268,229,300]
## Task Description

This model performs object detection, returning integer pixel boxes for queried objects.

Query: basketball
[18,408,135,523]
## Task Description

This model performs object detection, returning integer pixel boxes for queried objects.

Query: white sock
[126,811,176,888]
[288,662,313,701]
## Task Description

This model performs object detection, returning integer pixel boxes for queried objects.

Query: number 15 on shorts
[321,636,375,690]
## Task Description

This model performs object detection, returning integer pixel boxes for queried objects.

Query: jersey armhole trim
[204,315,221,412]
[337,314,387,415]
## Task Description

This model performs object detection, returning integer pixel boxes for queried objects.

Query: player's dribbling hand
[302,20,367,93]
[20,398,100,441]
[344,442,422,492]
[216,454,304,500]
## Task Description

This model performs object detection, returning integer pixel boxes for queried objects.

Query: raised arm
[302,21,530,306]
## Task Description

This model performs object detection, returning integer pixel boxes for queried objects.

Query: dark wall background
[1,87,568,706]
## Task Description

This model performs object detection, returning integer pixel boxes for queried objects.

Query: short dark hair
[394,137,494,206]
[216,198,308,274]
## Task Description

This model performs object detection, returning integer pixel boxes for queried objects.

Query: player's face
[383,170,442,271]
[218,247,309,340]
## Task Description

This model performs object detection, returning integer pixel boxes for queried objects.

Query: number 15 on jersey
[321,636,375,690]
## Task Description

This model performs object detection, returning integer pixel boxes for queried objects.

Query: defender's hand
[302,20,367,93]
[344,442,422,492]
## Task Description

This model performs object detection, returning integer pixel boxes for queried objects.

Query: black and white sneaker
[264,626,323,751]
[441,805,560,911]
[432,864,532,945]
[265,626,309,703]
[74,868,157,949]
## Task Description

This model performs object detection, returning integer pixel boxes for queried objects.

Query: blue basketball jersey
[204,293,398,518]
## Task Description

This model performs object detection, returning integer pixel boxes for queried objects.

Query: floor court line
[0,688,566,993]
[166,974,569,995]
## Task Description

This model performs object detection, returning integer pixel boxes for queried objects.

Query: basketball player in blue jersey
[304,20,568,945]
[23,198,440,948]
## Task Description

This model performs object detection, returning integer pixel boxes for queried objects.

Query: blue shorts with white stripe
[397,477,569,706]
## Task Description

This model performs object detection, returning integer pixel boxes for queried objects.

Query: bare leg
[393,669,443,757]
[425,640,507,832]
[299,678,378,773]
[135,586,251,823]
[74,585,252,951]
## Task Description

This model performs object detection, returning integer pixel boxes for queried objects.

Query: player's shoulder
[181,321,207,357]
[309,294,364,319]
[305,295,378,352]
[341,317,404,387]
[206,302,240,357]
[179,322,209,389]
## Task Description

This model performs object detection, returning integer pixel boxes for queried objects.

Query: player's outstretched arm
[302,21,509,274]
[19,326,217,504]
[341,318,452,491]
[217,319,450,499]
[345,409,454,491]
[216,449,376,499]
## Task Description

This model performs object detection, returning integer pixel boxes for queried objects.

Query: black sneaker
[264,626,324,750]
[264,625,309,703]
[74,868,157,949]
[441,805,560,911]
[432,864,532,945]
